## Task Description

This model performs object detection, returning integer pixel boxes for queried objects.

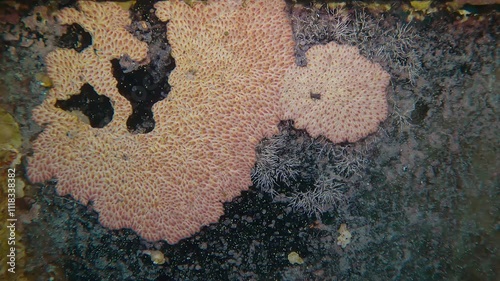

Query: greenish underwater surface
[0,1,498,280]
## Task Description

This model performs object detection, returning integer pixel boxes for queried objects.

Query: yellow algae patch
[0,108,22,169]
[142,250,166,265]
[288,251,304,265]
[35,73,53,88]
[411,0,432,11]
[404,1,438,21]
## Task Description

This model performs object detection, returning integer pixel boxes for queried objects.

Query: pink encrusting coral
[28,0,390,244]
[280,42,390,143]
[28,0,296,243]
[55,0,148,61]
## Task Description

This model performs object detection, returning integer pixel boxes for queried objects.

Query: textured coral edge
[28,0,297,243]
[55,1,148,61]
[280,42,390,143]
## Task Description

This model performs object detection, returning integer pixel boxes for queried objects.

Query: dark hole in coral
[57,23,92,52]
[131,0,158,18]
[55,83,114,128]
[111,58,174,134]
[111,7,175,134]
[310,92,321,100]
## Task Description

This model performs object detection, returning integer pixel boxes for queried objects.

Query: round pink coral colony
[280,42,390,143]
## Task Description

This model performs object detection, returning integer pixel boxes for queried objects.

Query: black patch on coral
[112,59,173,134]
[310,92,321,100]
[57,23,92,52]
[111,5,175,134]
[131,0,158,20]
[55,83,113,128]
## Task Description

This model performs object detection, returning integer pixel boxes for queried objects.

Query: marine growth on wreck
[0,0,498,280]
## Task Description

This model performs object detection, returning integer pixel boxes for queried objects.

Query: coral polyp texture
[56,1,148,61]
[280,42,390,143]
[28,0,296,243]
[28,0,389,244]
